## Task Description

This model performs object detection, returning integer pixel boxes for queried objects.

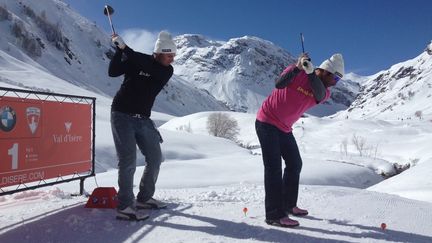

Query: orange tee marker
[243,207,248,216]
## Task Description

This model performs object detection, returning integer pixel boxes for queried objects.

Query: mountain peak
[338,45,432,120]
[0,0,228,116]
[175,34,221,48]
[426,40,432,55]
[173,34,357,115]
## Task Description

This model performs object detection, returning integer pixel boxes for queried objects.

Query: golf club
[300,33,311,67]
[103,5,116,35]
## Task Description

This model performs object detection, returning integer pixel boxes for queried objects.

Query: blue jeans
[111,111,163,209]
[255,120,303,220]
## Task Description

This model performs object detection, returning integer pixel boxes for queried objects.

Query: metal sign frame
[0,87,96,196]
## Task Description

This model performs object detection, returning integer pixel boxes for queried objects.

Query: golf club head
[103,5,114,16]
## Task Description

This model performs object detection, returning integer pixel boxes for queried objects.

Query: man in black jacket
[108,31,176,220]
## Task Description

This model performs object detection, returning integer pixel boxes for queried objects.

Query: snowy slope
[1,0,360,117]
[173,34,360,116]
[2,53,432,242]
[369,157,432,202]
[160,112,432,181]
[337,42,432,120]
[153,75,228,116]
[0,0,114,94]
[0,0,228,116]
[1,106,432,242]
[1,182,432,242]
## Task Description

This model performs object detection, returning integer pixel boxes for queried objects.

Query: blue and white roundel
[0,106,17,132]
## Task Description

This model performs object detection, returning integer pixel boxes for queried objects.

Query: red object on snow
[85,187,118,208]
[381,223,387,230]
[243,207,248,216]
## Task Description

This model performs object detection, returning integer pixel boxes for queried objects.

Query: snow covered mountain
[338,42,432,120]
[0,0,114,94]
[173,34,359,116]
[0,0,360,117]
[173,34,296,113]
[0,0,228,116]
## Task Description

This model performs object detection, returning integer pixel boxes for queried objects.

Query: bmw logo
[0,106,17,132]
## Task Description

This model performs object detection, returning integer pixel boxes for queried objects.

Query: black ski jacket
[108,46,173,117]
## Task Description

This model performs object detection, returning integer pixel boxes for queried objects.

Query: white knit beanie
[153,31,177,54]
[319,53,345,78]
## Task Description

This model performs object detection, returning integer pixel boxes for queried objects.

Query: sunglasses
[327,71,342,83]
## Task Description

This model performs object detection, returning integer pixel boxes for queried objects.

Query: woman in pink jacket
[256,53,344,227]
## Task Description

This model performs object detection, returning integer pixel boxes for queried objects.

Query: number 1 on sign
[8,143,18,170]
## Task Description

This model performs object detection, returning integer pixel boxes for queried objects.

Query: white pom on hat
[154,31,177,54]
[319,53,345,78]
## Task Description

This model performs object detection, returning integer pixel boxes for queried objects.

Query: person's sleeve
[275,64,301,89]
[163,66,174,85]
[108,47,127,77]
[156,66,174,92]
[122,46,144,66]
[307,73,326,103]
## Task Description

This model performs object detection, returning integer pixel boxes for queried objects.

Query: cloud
[345,66,375,76]
[120,29,158,54]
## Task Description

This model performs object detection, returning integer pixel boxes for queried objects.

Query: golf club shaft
[105,6,116,35]
[300,33,305,53]
[300,33,308,66]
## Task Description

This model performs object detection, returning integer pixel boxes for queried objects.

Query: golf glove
[301,58,315,74]
[112,35,126,49]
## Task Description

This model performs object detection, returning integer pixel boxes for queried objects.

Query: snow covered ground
[1,59,432,241]
[1,108,432,242]
[1,183,432,242]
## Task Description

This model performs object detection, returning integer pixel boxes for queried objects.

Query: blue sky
[65,0,432,76]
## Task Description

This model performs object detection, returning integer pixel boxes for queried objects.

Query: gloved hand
[296,53,314,74]
[111,35,126,49]
[301,58,315,74]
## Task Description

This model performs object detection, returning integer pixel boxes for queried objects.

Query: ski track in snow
[0,183,431,243]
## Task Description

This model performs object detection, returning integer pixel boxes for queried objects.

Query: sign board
[0,92,94,191]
